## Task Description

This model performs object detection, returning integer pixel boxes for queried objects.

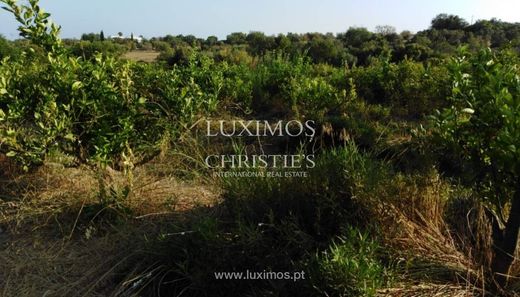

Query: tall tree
[431,13,468,30]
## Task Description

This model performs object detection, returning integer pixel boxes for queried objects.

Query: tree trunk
[491,189,520,286]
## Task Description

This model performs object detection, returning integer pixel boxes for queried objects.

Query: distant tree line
[1,14,519,64]
[146,14,520,66]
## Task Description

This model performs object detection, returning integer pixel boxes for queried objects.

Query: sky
[0,0,519,40]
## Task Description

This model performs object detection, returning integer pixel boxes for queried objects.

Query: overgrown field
[1,1,520,296]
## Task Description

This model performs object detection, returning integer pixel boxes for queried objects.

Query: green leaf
[64,133,75,141]
[0,88,7,95]
[6,151,17,157]
[2,7,14,14]
[72,81,82,91]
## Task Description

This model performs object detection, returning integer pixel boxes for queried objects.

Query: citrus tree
[432,47,520,285]
[0,0,154,169]
[0,0,223,170]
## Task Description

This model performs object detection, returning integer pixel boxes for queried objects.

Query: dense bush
[250,53,310,116]
[431,48,520,283]
[68,40,128,59]
[0,0,220,168]
[157,45,196,66]
[142,147,389,297]
[349,57,450,117]
[222,145,380,240]
[0,34,21,59]
[310,228,387,297]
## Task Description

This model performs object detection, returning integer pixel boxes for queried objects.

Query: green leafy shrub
[310,227,387,297]
[213,45,253,65]
[144,146,388,296]
[68,40,128,60]
[287,75,346,120]
[0,34,21,59]
[157,45,195,66]
[350,57,450,118]
[222,145,380,240]
[431,47,520,285]
[219,63,253,112]
[138,214,316,297]
[250,53,311,116]
[0,0,223,169]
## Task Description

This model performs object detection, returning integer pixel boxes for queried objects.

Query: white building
[109,34,143,43]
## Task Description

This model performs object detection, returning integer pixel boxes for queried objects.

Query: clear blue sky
[1,0,519,40]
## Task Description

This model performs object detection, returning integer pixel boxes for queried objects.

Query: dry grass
[364,171,485,296]
[122,51,160,63]
[0,158,220,297]
[377,283,478,297]
[1,226,139,297]
[1,148,519,296]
